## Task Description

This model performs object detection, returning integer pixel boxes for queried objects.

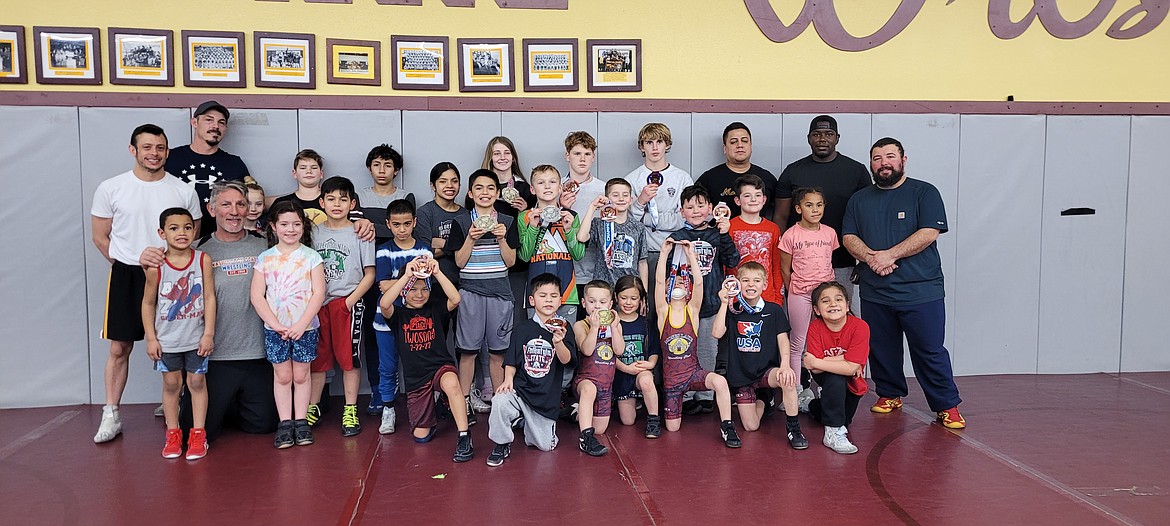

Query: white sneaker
[469,389,492,414]
[94,405,123,443]
[823,426,858,455]
[379,406,397,435]
[797,387,816,414]
[153,404,164,417]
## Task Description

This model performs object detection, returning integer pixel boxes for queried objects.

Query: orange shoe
[161,428,183,459]
[186,428,209,460]
[937,407,966,429]
[870,397,903,414]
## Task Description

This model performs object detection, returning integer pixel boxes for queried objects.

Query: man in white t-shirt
[91,124,203,444]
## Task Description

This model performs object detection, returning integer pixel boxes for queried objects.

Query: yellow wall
[5,0,1168,102]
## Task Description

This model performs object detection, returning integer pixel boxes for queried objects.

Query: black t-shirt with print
[723,301,790,387]
[506,318,577,420]
[391,301,455,391]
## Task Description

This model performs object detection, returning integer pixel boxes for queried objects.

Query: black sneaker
[294,419,314,446]
[341,405,362,437]
[453,434,474,463]
[644,415,662,439]
[486,443,511,467]
[720,420,742,448]
[759,388,776,418]
[465,397,478,426]
[682,400,703,415]
[787,427,809,450]
[511,416,525,431]
[578,428,608,457]
[698,400,715,414]
[274,420,294,449]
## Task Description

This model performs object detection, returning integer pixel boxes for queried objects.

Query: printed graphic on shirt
[664,332,693,357]
[160,272,203,321]
[531,222,572,264]
[670,240,715,276]
[610,234,636,269]
[596,342,614,361]
[402,314,436,352]
[177,163,223,204]
[736,320,762,354]
[213,256,255,276]
[317,237,351,282]
[732,230,772,265]
[523,337,554,378]
[437,219,454,240]
[620,334,645,365]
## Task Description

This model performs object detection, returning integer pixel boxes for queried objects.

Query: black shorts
[103,261,146,342]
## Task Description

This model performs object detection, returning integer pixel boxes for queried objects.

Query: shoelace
[343,407,359,426]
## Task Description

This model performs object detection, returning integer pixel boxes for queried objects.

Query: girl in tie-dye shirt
[251,201,327,449]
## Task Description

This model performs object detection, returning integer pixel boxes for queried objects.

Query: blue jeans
[376,330,399,403]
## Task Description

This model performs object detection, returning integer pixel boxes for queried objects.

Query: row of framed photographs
[0,26,640,92]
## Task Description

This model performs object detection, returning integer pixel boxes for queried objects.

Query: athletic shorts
[155,350,209,374]
[455,291,512,354]
[613,371,645,401]
[103,261,146,342]
[265,328,319,364]
[407,364,457,430]
[311,298,364,372]
[734,374,775,404]
[663,367,712,419]
[572,375,613,417]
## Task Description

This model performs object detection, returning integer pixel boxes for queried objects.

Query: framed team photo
[108,27,173,86]
[182,30,245,88]
[457,38,514,92]
[586,39,641,92]
[522,38,577,92]
[254,31,315,89]
[390,35,448,91]
[33,26,101,85]
[0,25,27,84]
[327,38,379,86]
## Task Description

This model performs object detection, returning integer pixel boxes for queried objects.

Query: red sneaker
[186,428,209,460]
[161,429,183,459]
[870,397,903,414]
[937,407,966,429]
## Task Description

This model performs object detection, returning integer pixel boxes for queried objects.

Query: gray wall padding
[596,113,693,180]
[401,111,502,199]
[0,106,90,407]
[953,115,1046,375]
[1121,117,1170,372]
[216,109,300,197]
[1039,116,1130,374]
[298,109,403,195]
[1,107,1165,407]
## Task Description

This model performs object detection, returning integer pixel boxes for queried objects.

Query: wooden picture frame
[0,25,27,84]
[326,38,379,86]
[182,30,245,88]
[254,31,315,89]
[108,27,174,86]
[586,39,641,92]
[457,37,514,92]
[390,35,449,91]
[521,38,577,92]
[33,26,102,85]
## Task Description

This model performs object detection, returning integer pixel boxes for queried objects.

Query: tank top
[577,326,617,385]
[660,305,699,385]
[155,250,208,352]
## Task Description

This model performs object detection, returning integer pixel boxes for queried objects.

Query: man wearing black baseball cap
[775,115,872,409]
[166,100,252,238]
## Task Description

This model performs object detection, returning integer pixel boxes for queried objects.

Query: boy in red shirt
[803,281,870,454]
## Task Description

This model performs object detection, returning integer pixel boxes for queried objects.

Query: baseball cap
[194,100,230,120]
[809,115,838,134]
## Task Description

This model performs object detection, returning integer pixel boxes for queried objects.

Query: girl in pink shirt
[778,188,839,372]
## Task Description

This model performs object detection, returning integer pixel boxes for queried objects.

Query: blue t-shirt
[372,239,432,331]
[842,177,947,306]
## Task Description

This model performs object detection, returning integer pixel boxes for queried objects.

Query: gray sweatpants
[487,391,559,451]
